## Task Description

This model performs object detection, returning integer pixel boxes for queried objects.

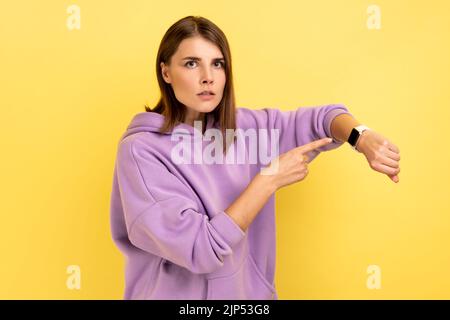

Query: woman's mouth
[197,91,215,101]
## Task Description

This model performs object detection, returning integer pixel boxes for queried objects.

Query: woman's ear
[160,62,171,84]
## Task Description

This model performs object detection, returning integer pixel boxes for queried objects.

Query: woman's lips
[197,93,215,101]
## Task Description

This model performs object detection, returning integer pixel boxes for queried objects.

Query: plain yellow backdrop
[1,0,449,299]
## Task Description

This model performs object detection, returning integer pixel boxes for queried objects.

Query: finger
[385,148,401,161]
[388,174,399,183]
[376,163,400,176]
[303,154,309,163]
[385,141,399,153]
[298,153,308,162]
[296,137,333,154]
[380,155,399,169]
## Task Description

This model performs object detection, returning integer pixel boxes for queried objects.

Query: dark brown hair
[144,15,237,154]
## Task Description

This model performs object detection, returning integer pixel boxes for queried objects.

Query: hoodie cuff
[210,211,246,248]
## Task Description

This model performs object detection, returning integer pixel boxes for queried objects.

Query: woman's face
[160,36,226,125]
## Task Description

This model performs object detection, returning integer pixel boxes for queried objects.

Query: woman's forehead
[174,37,223,60]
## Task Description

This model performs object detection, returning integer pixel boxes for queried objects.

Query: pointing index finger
[297,137,333,154]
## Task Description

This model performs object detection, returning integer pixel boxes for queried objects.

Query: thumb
[389,174,399,183]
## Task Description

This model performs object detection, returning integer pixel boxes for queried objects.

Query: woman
[110,15,401,300]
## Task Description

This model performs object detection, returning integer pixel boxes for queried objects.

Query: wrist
[254,172,277,196]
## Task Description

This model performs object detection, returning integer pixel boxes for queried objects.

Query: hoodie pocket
[206,254,275,300]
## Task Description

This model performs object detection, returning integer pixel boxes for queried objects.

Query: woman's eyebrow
[181,56,224,61]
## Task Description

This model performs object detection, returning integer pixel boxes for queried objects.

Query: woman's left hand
[355,130,401,183]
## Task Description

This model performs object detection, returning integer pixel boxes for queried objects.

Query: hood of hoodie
[120,111,217,141]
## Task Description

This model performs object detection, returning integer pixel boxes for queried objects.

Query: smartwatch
[347,125,370,152]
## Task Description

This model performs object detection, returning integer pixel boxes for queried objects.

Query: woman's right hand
[225,137,333,232]
[259,137,333,191]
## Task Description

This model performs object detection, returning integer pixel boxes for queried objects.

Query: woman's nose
[200,68,214,84]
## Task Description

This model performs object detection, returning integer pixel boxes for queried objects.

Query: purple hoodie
[110,104,352,300]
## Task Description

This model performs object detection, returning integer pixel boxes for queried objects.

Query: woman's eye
[185,61,197,68]
[184,61,224,68]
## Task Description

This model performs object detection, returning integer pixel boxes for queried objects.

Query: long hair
[145,16,237,154]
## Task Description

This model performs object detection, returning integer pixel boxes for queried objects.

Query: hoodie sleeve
[115,136,246,275]
[238,104,353,161]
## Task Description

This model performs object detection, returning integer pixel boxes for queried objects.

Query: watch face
[348,128,360,146]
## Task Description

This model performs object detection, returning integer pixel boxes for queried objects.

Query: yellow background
[1,0,449,299]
